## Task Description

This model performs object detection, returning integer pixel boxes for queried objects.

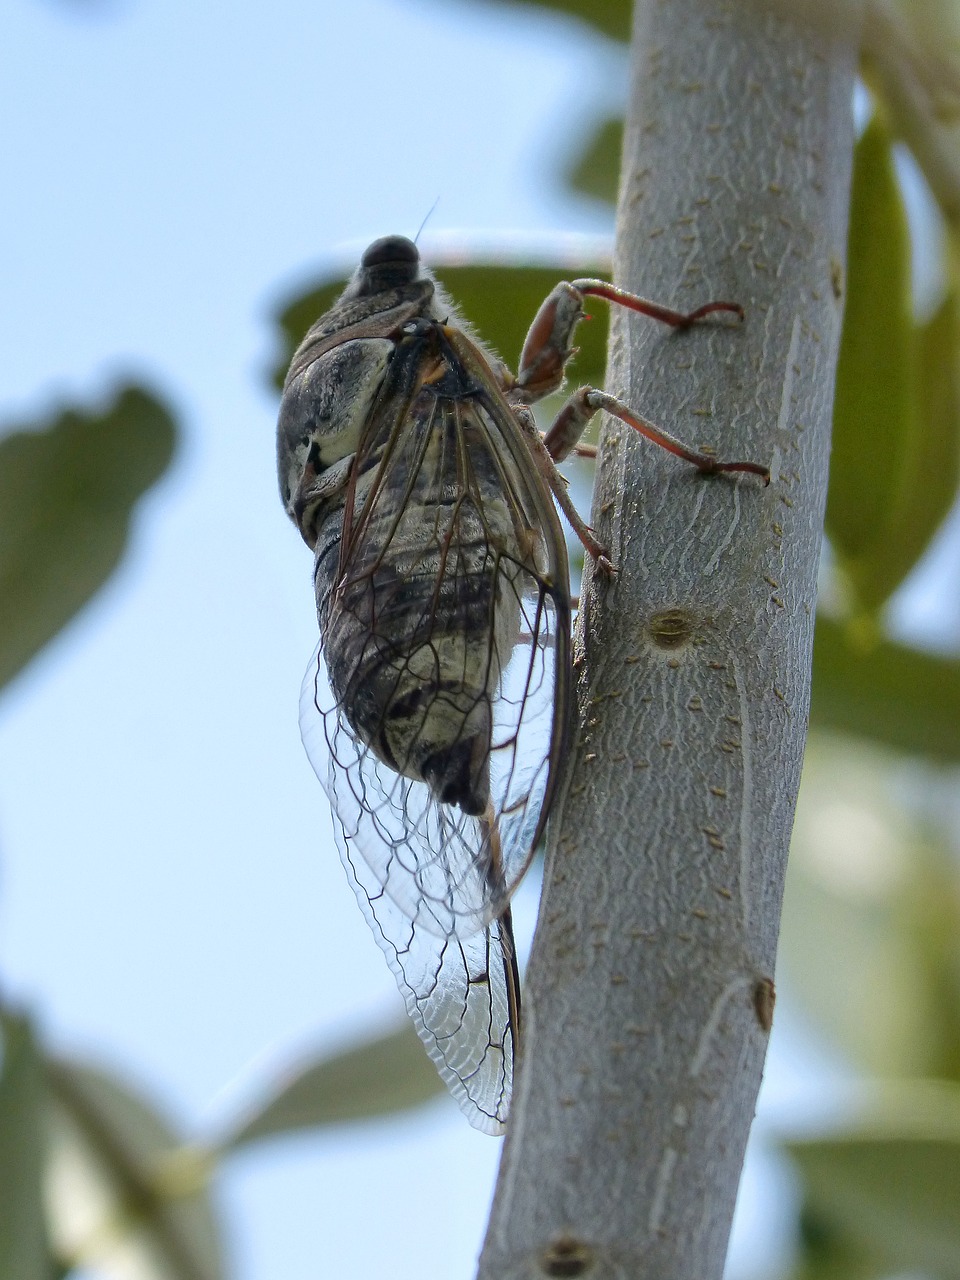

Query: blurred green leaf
[792,1202,876,1280]
[421,0,631,42]
[0,385,177,691]
[217,1024,444,1152]
[565,116,623,205]
[270,258,612,394]
[782,738,960,1078]
[827,114,918,616]
[811,615,960,761]
[829,285,960,616]
[45,1058,223,1280]
[788,1083,960,1280]
[0,1012,53,1280]
[903,288,960,566]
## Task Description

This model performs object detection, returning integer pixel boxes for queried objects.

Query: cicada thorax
[315,330,528,819]
[276,276,435,548]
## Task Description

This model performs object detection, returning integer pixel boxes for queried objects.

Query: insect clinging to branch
[276,234,768,1133]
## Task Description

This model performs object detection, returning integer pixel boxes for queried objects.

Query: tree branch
[477,2,859,1277]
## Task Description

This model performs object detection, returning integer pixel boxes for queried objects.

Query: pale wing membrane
[326,392,569,937]
[302,352,570,1132]
[300,644,517,1134]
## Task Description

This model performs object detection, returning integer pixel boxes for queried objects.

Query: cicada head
[340,235,421,298]
[276,236,437,548]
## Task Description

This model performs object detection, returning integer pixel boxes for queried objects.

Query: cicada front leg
[506,274,770,566]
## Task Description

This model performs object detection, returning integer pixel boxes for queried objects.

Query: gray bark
[477,2,858,1278]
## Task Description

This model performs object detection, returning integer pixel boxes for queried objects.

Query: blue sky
[2,1,954,1278]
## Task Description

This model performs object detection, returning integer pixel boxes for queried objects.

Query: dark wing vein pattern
[299,377,569,1132]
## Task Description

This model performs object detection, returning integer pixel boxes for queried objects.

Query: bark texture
[478,2,858,1277]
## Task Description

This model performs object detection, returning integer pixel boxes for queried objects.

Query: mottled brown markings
[753,977,777,1032]
[830,255,844,299]
[540,1235,595,1278]
[647,607,696,650]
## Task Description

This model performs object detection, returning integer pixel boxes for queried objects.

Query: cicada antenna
[414,197,441,245]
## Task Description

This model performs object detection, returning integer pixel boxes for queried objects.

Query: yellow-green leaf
[418,0,631,42]
[811,615,960,760]
[827,114,916,615]
[216,1024,444,1151]
[899,288,960,572]
[0,385,177,691]
[45,1058,223,1280]
[0,1013,52,1280]
[565,116,623,206]
[793,1205,876,1280]
[782,737,960,1078]
[788,1084,960,1280]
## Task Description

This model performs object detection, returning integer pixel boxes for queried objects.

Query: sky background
[2,2,956,1278]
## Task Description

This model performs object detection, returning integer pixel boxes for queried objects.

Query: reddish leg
[571,279,743,329]
[513,278,744,405]
[509,273,769,566]
[544,387,770,482]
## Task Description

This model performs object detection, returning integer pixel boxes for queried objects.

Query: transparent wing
[300,343,571,1130]
[301,643,518,1134]
[323,390,571,938]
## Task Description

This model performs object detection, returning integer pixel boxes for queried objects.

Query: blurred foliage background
[4,0,960,1277]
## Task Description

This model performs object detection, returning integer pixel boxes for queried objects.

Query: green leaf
[565,116,623,206]
[832,286,960,614]
[0,385,177,691]
[788,1083,960,1280]
[44,1058,223,1280]
[417,0,631,42]
[0,1012,53,1280]
[792,1202,876,1280]
[903,288,960,570]
[217,1024,445,1152]
[270,258,612,395]
[810,615,960,761]
[781,737,960,1078]
[826,114,917,615]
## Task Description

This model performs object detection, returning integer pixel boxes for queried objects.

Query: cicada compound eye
[361,235,419,273]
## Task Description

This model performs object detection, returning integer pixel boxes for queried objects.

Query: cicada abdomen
[321,337,534,820]
[309,316,570,934]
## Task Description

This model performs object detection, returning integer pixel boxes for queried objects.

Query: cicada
[277,235,768,1134]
